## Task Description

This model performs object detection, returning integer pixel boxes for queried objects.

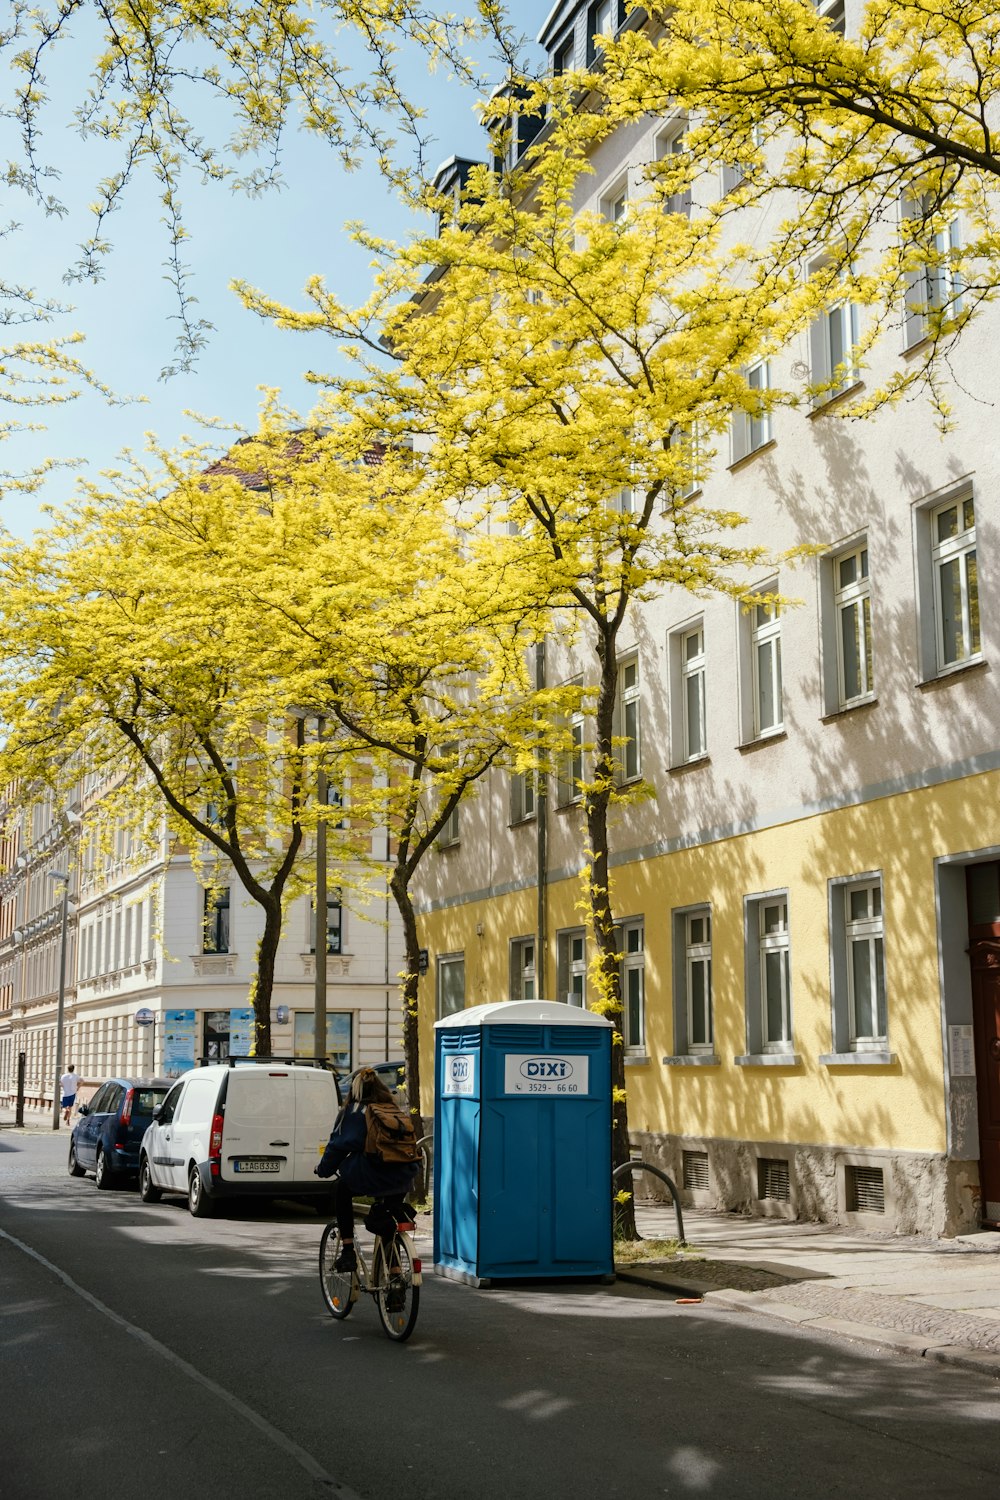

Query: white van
[138,1058,342,1217]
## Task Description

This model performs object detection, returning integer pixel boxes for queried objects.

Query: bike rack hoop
[612,1159,686,1246]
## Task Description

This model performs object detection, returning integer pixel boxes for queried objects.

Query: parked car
[68,1077,172,1189]
[138,1057,342,1217]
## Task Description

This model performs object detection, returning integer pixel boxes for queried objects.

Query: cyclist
[315,1067,417,1274]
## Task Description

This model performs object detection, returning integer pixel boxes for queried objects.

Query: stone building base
[630,1131,983,1240]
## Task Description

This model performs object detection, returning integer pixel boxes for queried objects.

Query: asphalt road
[2,1130,999,1500]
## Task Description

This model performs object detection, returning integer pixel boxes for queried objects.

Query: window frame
[617,917,645,1053]
[509,766,537,825]
[557,689,585,807]
[844,880,888,1050]
[309,891,343,956]
[655,120,691,217]
[202,885,230,955]
[557,927,587,1008]
[750,597,783,737]
[616,654,641,783]
[833,542,875,707]
[826,872,890,1057]
[902,198,963,348]
[930,494,980,671]
[509,936,537,1002]
[673,622,707,764]
[731,360,772,463]
[437,952,466,1019]
[671,905,713,1056]
[756,895,792,1052]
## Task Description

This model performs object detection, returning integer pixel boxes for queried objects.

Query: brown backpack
[364,1100,420,1164]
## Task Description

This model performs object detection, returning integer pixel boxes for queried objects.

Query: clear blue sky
[1,5,541,537]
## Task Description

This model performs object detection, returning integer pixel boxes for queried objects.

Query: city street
[2,1130,999,1500]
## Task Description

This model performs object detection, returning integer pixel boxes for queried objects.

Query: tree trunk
[587,634,639,1240]
[250,896,281,1056]
[391,869,428,1196]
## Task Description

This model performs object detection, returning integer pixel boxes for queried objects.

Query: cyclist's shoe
[386,1275,407,1312]
[334,1244,357,1273]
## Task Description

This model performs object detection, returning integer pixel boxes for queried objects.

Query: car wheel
[138,1157,162,1203]
[188,1165,213,1218]
[68,1139,86,1178]
[95,1147,115,1191]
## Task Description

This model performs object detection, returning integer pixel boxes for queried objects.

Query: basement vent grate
[682,1150,710,1191]
[846,1164,885,1214]
[757,1157,791,1202]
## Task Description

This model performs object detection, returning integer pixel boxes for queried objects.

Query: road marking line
[0,1226,359,1497]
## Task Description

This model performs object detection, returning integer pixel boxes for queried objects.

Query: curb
[615,1272,1000,1379]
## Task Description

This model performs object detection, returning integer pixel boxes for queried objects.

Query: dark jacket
[316,1100,417,1196]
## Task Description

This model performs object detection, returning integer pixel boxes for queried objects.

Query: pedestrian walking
[59,1065,81,1126]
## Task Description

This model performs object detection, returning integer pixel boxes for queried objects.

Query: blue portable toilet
[434,1000,614,1285]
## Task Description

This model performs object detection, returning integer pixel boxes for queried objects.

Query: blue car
[69,1076,172,1190]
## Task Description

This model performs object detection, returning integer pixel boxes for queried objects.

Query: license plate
[232,1158,281,1173]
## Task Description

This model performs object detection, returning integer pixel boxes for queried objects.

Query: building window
[731,360,771,462]
[667,423,701,501]
[903,199,963,347]
[834,543,874,705]
[553,33,574,75]
[931,495,980,669]
[671,623,706,764]
[310,893,343,955]
[587,0,618,63]
[845,881,887,1048]
[809,270,860,402]
[746,895,792,1052]
[619,918,645,1051]
[750,599,783,736]
[510,768,536,824]
[602,178,627,223]
[557,928,587,1006]
[813,0,846,33]
[686,910,713,1050]
[437,952,466,1019]
[616,656,640,782]
[437,742,460,846]
[656,123,690,217]
[202,886,230,954]
[557,693,584,807]
[510,937,536,1001]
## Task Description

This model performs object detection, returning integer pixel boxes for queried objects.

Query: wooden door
[970,936,1000,1226]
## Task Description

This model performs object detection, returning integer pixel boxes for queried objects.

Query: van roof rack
[223,1054,339,1070]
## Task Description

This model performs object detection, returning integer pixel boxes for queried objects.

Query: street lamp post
[48,871,71,1131]
[314,717,327,1063]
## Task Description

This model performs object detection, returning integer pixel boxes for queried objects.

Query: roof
[435,1000,612,1028]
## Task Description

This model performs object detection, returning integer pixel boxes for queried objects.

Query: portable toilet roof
[435,1000,612,1028]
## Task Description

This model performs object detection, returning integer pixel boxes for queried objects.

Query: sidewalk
[624,1199,1000,1378]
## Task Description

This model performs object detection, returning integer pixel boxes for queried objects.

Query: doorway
[203,1009,231,1062]
[967,864,1000,1226]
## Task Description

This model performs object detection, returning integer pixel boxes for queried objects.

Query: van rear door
[220,1069,296,1187]
[294,1068,339,1182]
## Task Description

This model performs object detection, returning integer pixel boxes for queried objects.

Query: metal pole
[314,716,327,1062]
[51,879,69,1131]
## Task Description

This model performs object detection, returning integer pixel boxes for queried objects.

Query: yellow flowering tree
[0,415,563,1083]
[240,124,819,1230]
[582,0,1000,415]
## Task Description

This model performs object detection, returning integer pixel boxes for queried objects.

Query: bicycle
[319,1208,421,1342]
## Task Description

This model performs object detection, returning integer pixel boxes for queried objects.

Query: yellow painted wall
[417,771,1000,1154]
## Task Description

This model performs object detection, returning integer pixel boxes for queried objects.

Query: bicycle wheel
[318,1224,356,1320]
[373,1232,419,1342]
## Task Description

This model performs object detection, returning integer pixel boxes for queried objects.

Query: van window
[174,1076,221,1127]
[227,1069,294,1123]
[158,1082,183,1125]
